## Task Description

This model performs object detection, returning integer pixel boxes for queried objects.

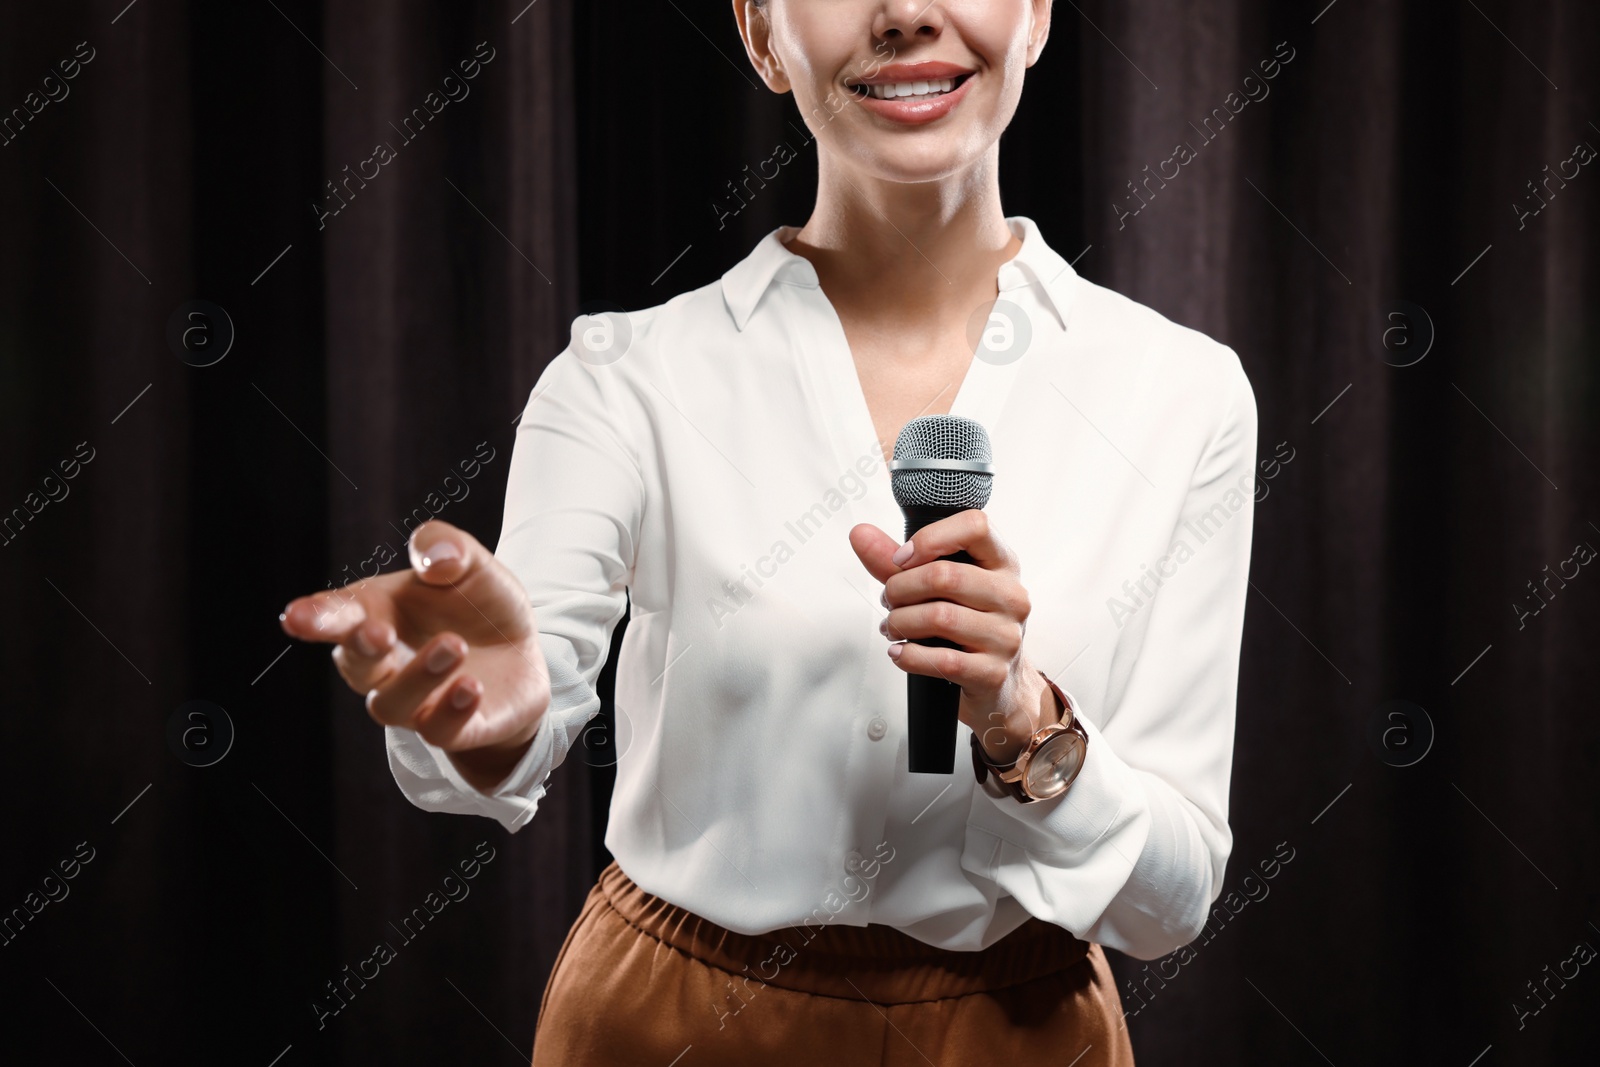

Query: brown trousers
[531,860,1137,1066]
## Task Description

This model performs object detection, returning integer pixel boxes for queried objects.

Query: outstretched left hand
[849,510,1060,766]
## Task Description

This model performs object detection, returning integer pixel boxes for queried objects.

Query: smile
[852,75,969,101]
[845,64,977,125]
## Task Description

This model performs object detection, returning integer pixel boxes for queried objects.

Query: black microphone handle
[902,505,977,774]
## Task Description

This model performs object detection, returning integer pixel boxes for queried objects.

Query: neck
[783,144,1020,327]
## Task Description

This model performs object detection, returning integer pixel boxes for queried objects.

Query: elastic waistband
[594,861,1091,1003]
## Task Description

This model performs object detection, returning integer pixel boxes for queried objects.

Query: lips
[845,61,977,125]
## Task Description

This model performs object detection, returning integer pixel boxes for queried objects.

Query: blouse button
[867,716,888,741]
[846,850,865,872]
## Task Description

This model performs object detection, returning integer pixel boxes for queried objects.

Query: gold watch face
[1023,733,1085,798]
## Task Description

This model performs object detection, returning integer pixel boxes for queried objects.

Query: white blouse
[386,216,1258,960]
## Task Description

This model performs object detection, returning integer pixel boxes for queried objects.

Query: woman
[280,1,1257,1063]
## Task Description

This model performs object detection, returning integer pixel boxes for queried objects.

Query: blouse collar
[719,215,1079,333]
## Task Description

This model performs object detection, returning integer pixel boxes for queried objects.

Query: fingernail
[450,685,475,710]
[426,641,462,674]
[892,542,913,566]
[421,541,461,569]
[352,627,379,657]
[879,589,890,609]
[878,618,889,637]
[887,643,903,660]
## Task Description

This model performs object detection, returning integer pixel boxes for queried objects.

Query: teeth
[865,77,958,100]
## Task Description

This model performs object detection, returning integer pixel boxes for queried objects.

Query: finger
[408,519,488,587]
[405,519,537,643]
[883,558,1027,617]
[421,642,553,753]
[280,587,369,643]
[882,601,1023,658]
[419,669,551,754]
[893,510,1015,571]
[331,617,403,692]
[886,640,1008,692]
[365,631,468,728]
[849,523,903,585]
[411,673,484,748]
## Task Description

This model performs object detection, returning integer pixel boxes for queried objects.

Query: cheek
[982,29,1032,115]
[771,9,868,108]
[785,78,855,146]
[955,5,1032,89]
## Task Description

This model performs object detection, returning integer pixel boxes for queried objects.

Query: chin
[844,134,995,186]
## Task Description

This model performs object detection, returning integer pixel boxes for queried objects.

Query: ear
[1025,0,1053,67]
[731,0,792,93]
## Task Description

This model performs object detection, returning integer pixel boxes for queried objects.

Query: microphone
[888,415,995,774]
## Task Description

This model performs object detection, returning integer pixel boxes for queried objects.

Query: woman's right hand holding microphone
[279,520,551,792]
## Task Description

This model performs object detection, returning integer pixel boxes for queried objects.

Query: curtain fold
[320,0,585,1062]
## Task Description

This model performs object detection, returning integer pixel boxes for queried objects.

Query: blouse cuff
[966,707,1148,859]
[384,709,558,834]
[964,706,1154,936]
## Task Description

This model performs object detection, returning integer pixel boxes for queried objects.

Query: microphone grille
[890,415,994,509]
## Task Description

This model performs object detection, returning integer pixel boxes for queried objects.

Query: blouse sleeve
[960,352,1257,961]
[384,339,645,834]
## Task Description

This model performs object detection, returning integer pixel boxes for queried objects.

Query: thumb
[407,519,485,586]
[849,523,904,584]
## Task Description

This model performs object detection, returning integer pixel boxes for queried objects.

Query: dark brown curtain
[318,1,587,1063]
[4,1,1597,1064]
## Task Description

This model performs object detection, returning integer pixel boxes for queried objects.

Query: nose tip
[874,0,945,41]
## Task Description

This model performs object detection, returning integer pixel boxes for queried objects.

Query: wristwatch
[970,671,1089,803]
